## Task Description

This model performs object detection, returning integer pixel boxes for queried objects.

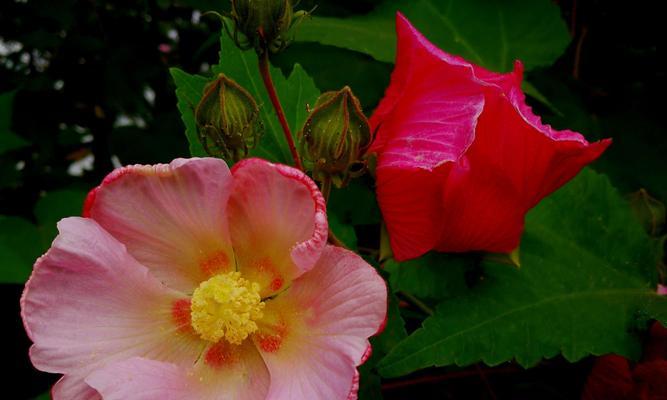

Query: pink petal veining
[22,157,385,400]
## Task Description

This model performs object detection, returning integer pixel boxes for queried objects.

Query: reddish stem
[258,50,303,170]
[570,0,578,37]
[381,366,518,391]
[573,26,588,80]
[476,363,498,400]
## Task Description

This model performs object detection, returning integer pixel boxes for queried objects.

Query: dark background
[1,0,664,398]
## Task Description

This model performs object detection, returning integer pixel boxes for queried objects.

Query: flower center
[190,271,265,345]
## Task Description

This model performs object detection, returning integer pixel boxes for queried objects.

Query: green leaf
[274,42,393,110]
[627,189,665,236]
[167,0,227,11]
[328,212,358,250]
[0,189,88,283]
[595,113,667,203]
[357,365,383,400]
[378,169,666,377]
[297,0,570,71]
[32,391,51,400]
[170,69,209,157]
[34,189,88,247]
[384,253,472,300]
[0,91,30,154]
[212,33,320,163]
[171,31,320,163]
[522,81,562,117]
[359,290,407,399]
[374,290,409,355]
[530,72,667,203]
[328,179,381,225]
[297,10,394,64]
[0,216,44,284]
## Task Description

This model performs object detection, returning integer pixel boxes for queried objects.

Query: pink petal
[87,358,193,400]
[87,342,269,400]
[253,246,387,399]
[346,370,360,400]
[52,375,101,400]
[228,158,328,296]
[21,217,203,380]
[84,158,235,292]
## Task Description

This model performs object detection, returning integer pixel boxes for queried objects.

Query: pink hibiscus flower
[370,13,612,261]
[21,157,387,399]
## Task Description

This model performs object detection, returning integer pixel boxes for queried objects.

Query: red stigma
[205,342,238,368]
[270,277,284,291]
[199,251,230,276]
[171,299,193,333]
[257,333,283,353]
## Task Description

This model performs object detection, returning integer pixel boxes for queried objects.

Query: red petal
[632,360,667,400]
[371,14,611,257]
[376,165,451,261]
[436,94,611,252]
[582,355,633,400]
[644,322,667,362]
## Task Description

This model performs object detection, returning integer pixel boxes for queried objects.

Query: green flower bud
[627,189,665,236]
[195,73,262,162]
[227,0,310,53]
[299,86,372,187]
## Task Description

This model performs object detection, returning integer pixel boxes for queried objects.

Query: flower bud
[195,73,262,162]
[228,0,309,53]
[627,189,665,236]
[299,86,372,187]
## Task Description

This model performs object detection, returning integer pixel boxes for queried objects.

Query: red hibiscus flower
[582,322,667,400]
[370,13,611,261]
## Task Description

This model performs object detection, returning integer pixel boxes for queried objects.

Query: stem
[475,364,498,400]
[319,175,348,249]
[357,246,380,257]
[399,291,434,316]
[572,26,588,80]
[381,366,518,391]
[320,175,332,203]
[569,0,578,37]
[328,229,347,248]
[258,50,303,170]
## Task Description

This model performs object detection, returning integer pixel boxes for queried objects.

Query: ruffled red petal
[371,13,610,259]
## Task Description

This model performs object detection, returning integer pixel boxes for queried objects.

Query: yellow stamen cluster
[190,272,264,345]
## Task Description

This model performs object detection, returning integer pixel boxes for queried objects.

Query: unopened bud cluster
[227,0,309,54]
[299,87,372,187]
[195,74,262,162]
